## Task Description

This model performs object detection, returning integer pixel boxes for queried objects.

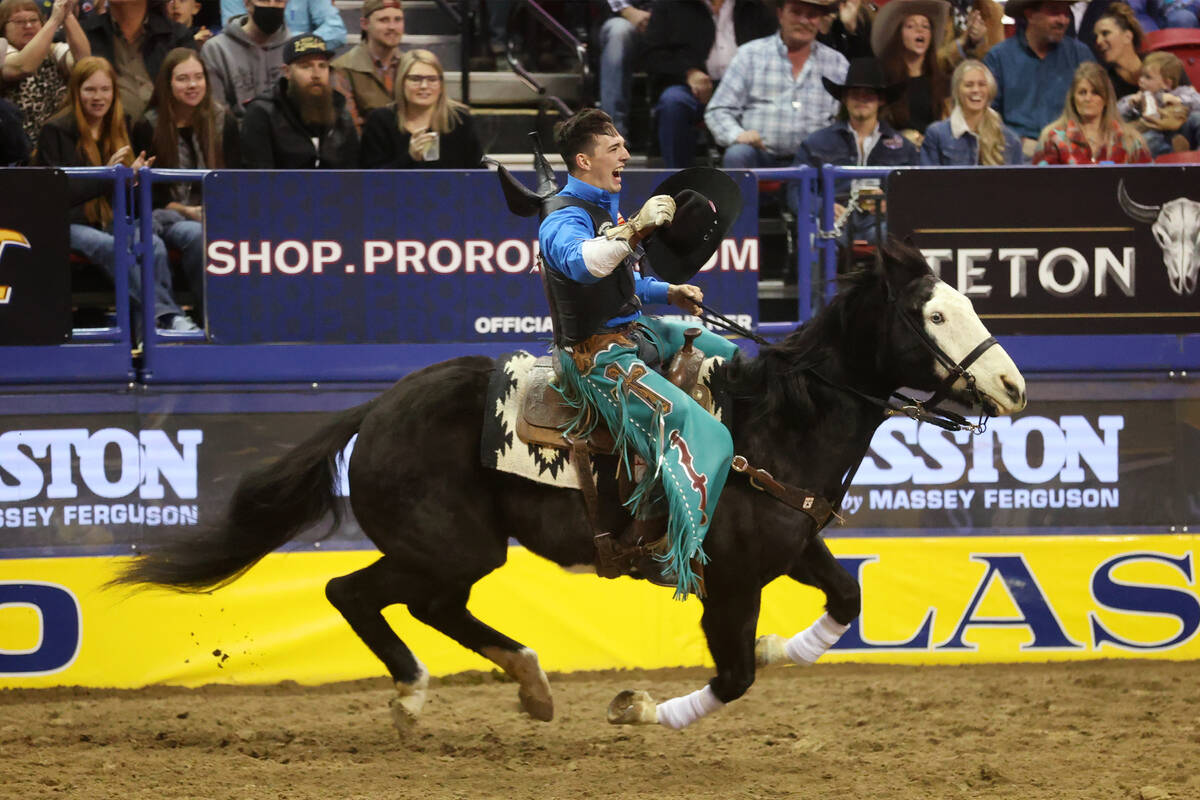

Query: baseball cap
[362,0,402,18]
[283,34,333,65]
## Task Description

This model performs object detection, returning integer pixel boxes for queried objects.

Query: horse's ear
[880,235,932,296]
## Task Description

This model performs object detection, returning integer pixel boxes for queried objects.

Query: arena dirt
[2,660,1196,800]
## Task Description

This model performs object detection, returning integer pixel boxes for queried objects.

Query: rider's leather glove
[603,194,676,245]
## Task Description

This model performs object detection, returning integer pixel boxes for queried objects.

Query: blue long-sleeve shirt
[983,30,1094,140]
[221,0,347,49]
[538,175,670,328]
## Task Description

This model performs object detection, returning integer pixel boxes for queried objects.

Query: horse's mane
[722,266,883,425]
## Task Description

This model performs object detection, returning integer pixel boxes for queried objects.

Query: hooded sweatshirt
[200,14,290,118]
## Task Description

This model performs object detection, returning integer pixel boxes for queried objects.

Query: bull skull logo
[1117,180,1200,296]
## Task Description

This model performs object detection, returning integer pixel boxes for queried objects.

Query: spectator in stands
[937,0,1002,74]
[0,95,32,162]
[704,0,848,168]
[921,59,1022,163]
[330,0,404,134]
[240,33,358,167]
[871,0,951,146]
[36,56,199,331]
[360,47,481,168]
[1033,61,1151,163]
[596,0,650,141]
[79,0,195,122]
[816,0,873,60]
[983,0,1095,158]
[165,0,212,43]
[201,0,289,118]
[643,0,778,168]
[1093,3,1143,98]
[219,0,344,49]
[793,57,918,243]
[132,47,237,306]
[1,0,90,142]
[1154,0,1200,29]
[1117,51,1200,153]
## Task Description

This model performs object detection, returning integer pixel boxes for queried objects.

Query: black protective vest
[540,195,641,347]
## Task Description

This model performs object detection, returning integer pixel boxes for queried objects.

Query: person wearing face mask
[201,0,290,117]
[219,0,345,49]
[78,0,195,121]
[920,58,1022,164]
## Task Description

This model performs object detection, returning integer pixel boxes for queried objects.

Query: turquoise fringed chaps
[556,318,739,599]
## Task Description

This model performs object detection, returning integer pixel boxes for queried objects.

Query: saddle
[516,328,712,456]
[516,327,712,590]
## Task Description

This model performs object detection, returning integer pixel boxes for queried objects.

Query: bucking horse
[115,239,1026,731]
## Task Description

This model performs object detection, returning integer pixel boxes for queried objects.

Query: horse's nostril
[1002,376,1023,404]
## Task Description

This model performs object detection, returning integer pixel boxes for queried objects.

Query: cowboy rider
[538,108,739,599]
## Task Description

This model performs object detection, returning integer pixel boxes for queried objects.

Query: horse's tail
[112,399,376,593]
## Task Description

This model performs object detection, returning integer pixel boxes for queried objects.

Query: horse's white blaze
[924,281,1026,415]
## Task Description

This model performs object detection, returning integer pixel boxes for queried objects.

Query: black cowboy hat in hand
[643,167,743,285]
[821,57,908,106]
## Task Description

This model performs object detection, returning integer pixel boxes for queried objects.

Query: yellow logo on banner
[0,229,32,304]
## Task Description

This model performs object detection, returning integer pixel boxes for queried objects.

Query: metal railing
[503,0,588,116]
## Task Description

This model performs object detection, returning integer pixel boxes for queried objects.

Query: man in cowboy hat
[704,0,849,168]
[793,57,919,243]
[534,107,742,598]
[983,0,1094,154]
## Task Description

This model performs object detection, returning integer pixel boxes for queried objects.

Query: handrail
[503,0,588,116]
[751,166,820,321]
[60,166,133,345]
[427,0,472,106]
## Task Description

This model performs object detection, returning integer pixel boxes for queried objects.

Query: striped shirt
[704,35,849,157]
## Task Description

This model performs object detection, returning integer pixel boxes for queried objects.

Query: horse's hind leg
[405,587,555,722]
[326,555,555,726]
[756,537,859,668]
[325,557,436,730]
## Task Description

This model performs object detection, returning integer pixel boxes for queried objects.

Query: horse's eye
[929,312,945,324]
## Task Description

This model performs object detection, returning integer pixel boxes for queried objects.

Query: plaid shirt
[1032,119,1152,165]
[704,35,849,157]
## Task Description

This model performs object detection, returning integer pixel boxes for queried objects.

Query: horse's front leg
[608,588,761,729]
[756,536,859,667]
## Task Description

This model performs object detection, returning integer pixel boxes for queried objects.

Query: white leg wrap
[655,685,725,730]
[784,612,850,666]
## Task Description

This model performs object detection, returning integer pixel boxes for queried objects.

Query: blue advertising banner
[201,170,761,345]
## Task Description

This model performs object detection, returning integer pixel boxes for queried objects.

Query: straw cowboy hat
[870,0,951,57]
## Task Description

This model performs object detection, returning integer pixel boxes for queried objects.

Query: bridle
[696,281,999,435]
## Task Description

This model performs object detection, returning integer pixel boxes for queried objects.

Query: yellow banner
[1,534,1197,688]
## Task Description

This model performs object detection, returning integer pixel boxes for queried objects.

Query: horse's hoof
[755,633,789,667]
[389,667,429,734]
[607,689,658,725]
[519,685,555,722]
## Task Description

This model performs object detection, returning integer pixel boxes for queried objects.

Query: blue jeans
[720,143,794,169]
[1164,7,1199,27]
[655,84,705,169]
[598,15,642,139]
[159,218,204,297]
[1141,111,1200,155]
[70,224,182,321]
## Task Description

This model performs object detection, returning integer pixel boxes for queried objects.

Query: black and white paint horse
[116,240,1026,731]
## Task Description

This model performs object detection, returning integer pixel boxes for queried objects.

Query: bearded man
[241,33,360,168]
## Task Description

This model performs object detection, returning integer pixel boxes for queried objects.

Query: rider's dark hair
[554,108,618,175]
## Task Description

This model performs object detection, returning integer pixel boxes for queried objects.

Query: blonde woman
[1032,61,1150,165]
[359,48,483,168]
[921,59,1021,164]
